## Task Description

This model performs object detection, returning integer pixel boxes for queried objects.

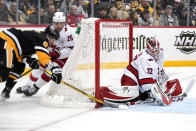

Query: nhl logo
[174,31,196,54]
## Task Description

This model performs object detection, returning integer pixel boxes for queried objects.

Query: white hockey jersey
[124,49,164,93]
[49,24,77,59]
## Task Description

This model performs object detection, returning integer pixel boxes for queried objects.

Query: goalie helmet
[146,37,160,61]
[53,12,66,23]
[44,25,59,40]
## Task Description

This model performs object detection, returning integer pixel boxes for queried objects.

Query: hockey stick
[45,70,119,108]
[129,79,196,105]
[18,68,33,79]
[181,79,195,97]
[172,79,195,102]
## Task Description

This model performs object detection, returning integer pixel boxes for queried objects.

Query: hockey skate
[16,85,30,93]
[23,84,40,96]
[1,87,12,100]
[1,81,17,100]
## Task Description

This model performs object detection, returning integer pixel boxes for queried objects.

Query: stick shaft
[18,68,33,79]
[45,70,104,104]
[45,70,119,108]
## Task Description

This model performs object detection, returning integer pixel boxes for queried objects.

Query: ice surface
[0,67,196,131]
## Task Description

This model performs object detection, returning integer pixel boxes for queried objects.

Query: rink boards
[0,25,196,67]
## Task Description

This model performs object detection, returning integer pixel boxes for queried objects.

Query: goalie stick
[129,79,195,105]
[171,79,195,102]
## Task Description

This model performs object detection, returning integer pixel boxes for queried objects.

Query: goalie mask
[146,37,160,61]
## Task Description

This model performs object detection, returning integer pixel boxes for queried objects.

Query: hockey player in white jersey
[100,37,183,106]
[16,12,77,96]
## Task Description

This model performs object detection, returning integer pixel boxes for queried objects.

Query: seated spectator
[97,4,110,19]
[178,6,193,26]
[77,0,89,18]
[8,1,26,25]
[136,0,154,17]
[156,0,163,8]
[117,6,130,20]
[66,5,85,26]
[158,5,179,26]
[172,0,183,18]
[43,0,54,11]
[191,0,196,5]
[45,4,56,23]
[191,5,196,26]
[155,6,163,26]
[60,0,73,16]
[86,0,99,18]
[138,10,153,26]
[19,0,36,16]
[0,0,9,24]
[5,0,12,8]
[129,11,139,26]
[53,0,62,9]
[161,0,174,10]
[108,7,120,20]
[129,0,139,13]
[27,7,49,25]
[109,0,118,9]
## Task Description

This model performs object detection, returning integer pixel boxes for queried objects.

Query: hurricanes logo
[174,31,196,54]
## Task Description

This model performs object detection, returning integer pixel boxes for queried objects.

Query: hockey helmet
[44,25,59,40]
[53,12,66,23]
[146,37,160,60]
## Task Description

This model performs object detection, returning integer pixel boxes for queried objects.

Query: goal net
[40,18,133,108]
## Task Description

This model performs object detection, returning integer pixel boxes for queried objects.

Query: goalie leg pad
[100,86,139,103]
[165,79,182,96]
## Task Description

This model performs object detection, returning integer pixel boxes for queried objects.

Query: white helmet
[53,12,66,22]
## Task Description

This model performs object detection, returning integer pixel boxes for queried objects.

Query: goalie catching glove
[46,62,62,84]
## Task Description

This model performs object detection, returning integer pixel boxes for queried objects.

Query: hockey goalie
[100,37,183,106]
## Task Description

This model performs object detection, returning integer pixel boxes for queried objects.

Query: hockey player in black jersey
[0,25,61,100]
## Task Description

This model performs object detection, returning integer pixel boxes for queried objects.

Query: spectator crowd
[0,0,196,26]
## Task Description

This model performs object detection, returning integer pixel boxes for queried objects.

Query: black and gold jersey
[0,28,51,67]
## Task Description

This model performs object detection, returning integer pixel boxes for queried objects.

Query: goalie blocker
[100,79,182,106]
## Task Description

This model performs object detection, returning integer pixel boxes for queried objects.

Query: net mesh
[40,18,132,108]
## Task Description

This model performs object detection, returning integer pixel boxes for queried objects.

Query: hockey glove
[26,57,39,69]
[50,66,62,84]
[49,49,61,61]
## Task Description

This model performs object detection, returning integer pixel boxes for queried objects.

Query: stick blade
[103,101,119,108]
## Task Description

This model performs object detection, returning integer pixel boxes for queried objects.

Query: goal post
[94,19,133,104]
[40,18,133,108]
